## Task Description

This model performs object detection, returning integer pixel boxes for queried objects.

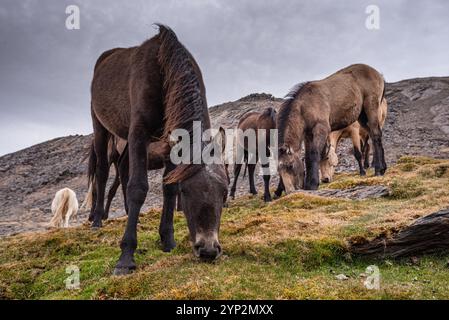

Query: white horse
[49,188,79,228]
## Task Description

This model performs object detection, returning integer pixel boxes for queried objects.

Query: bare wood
[350,209,449,258]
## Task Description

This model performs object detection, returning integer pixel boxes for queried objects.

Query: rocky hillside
[0,77,448,236]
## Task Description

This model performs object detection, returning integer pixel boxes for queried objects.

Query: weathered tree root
[350,209,449,258]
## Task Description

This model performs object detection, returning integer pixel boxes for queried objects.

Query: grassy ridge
[1,156,449,299]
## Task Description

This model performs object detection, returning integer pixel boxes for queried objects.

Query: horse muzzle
[193,234,222,261]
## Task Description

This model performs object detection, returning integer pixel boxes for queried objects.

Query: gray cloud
[1,0,448,155]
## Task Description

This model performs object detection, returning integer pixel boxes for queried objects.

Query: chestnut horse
[320,97,388,182]
[276,64,387,194]
[229,107,277,202]
[89,25,228,275]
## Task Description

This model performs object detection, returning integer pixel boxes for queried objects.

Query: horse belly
[328,85,363,131]
[92,69,132,139]
[93,97,131,139]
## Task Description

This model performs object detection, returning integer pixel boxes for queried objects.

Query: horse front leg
[229,163,242,199]
[159,163,177,252]
[113,127,148,275]
[273,177,284,199]
[248,163,257,195]
[261,163,272,202]
[176,192,183,212]
[305,124,330,190]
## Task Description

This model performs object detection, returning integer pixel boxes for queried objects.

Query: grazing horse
[276,64,387,194]
[49,188,78,228]
[89,25,228,275]
[229,107,277,202]
[320,97,388,183]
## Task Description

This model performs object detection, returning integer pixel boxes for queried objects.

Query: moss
[397,156,442,165]
[389,178,425,199]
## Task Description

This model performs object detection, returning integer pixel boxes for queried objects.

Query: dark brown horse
[89,25,228,275]
[276,64,386,194]
[229,107,277,202]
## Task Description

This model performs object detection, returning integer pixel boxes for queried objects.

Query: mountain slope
[0,77,449,236]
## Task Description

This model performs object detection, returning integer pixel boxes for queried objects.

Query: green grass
[1,156,449,299]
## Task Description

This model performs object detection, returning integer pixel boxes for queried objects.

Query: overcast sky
[0,0,448,156]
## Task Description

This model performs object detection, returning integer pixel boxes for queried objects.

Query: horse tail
[81,141,96,210]
[49,189,70,228]
[156,24,206,184]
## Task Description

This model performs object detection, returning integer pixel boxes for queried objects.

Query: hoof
[161,240,176,253]
[113,266,135,276]
[273,192,282,200]
[375,171,383,177]
[91,220,102,229]
[250,190,258,196]
[263,195,272,202]
[360,171,366,177]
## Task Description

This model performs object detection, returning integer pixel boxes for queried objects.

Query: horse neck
[278,105,305,151]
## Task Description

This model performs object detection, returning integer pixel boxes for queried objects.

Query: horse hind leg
[362,97,387,176]
[305,123,330,190]
[362,136,370,169]
[118,146,129,215]
[91,117,110,228]
[104,162,121,220]
[350,130,366,176]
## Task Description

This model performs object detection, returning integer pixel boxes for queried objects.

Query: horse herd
[49,25,388,275]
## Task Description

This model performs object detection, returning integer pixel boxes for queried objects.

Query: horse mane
[157,24,207,138]
[156,24,207,184]
[277,82,309,145]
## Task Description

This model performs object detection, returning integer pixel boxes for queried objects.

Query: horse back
[91,37,164,140]
[316,64,384,130]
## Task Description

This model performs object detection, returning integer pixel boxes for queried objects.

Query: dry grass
[1,156,449,300]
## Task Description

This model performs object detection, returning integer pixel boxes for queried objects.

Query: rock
[335,274,349,281]
[294,185,390,200]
